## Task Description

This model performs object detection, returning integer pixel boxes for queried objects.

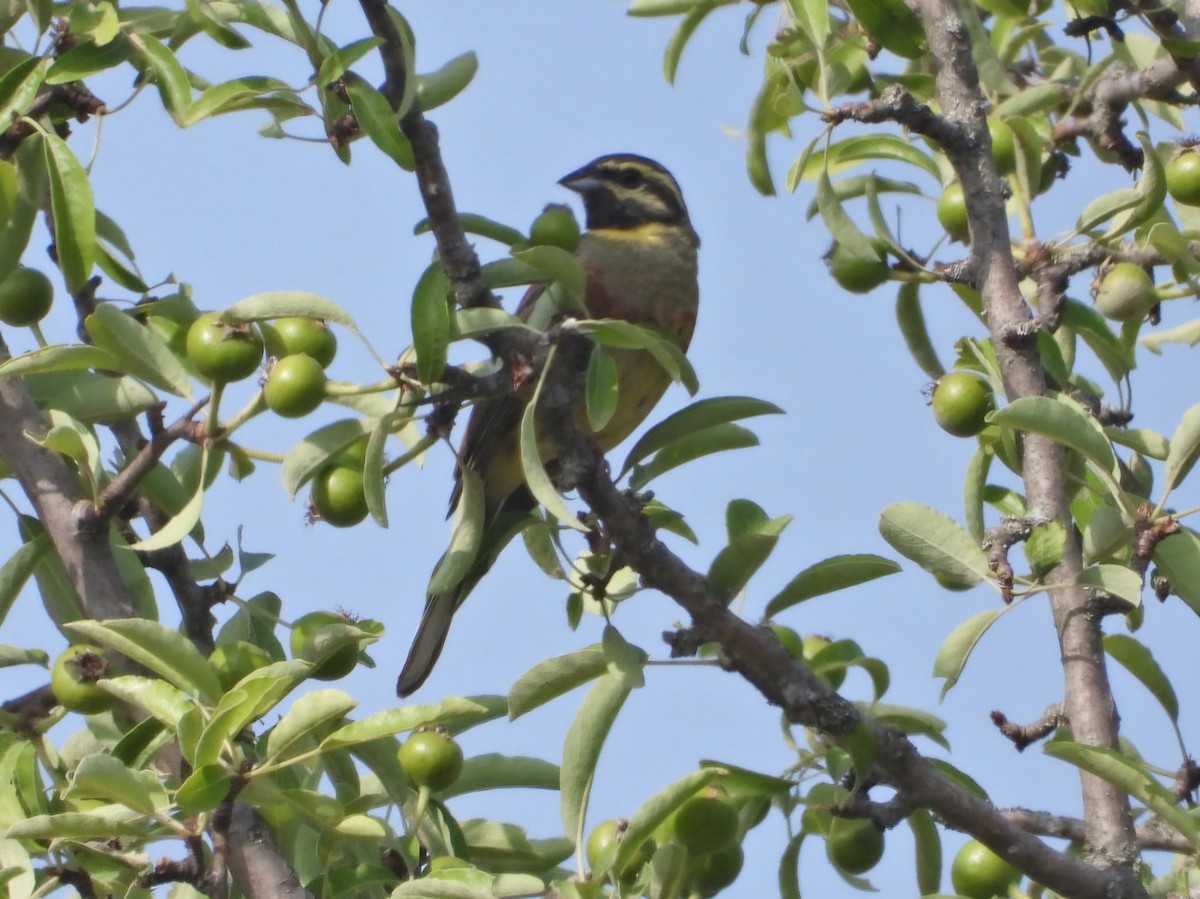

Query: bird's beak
[558,165,602,193]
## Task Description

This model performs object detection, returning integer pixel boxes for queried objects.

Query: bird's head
[559,154,697,245]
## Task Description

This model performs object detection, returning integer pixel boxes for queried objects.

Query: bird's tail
[396,501,537,697]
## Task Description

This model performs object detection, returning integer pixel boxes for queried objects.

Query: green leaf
[85,303,193,397]
[796,134,941,182]
[65,754,157,816]
[0,344,121,379]
[1107,427,1169,461]
[508,646,608,720]
[878,502,989,590]
[620,396,782,476]
[101,675,196,728]
[176,764,233,815]
[585,346,618,432]
[281,417,373,498]
[663,0,723,84]
[180,76,292,127]
[519,350,588,532]
[574,319,698,394]
[991,394,1119,486]
[560,671,639,840]
[131,33,192,123]
[65,618,222,704]
[42,133,95,294]
[1061,299,1133,382]
[512,245,586,306]
[1024,520,1065,576]
[264,689,358,765]
[320,696,490,751]
[609,768,721,879]
[316,36,383,85]
[416,51,478,111]
[1103,634,1178,723]
[1164,402,1200,496]
[1044,741,1198,846]
[779,832,804,899]
[867,703,948,750]
[416,212,526,248]
[128,447,207,552]
[412,261,452,386]
[428,467,484,595]
[707,500,791,603]
[441,753,560,798]
[933,609,1003,698]
[909,808,942,895]
[222,290,359,330]
[842,0,925,58]
[6,813,143,840]
[0,533,48,627]
[895,282,945,379]
[1153,528,1200,617]
[0,56,51,125]
[1078,564,1143,607]
[628,422,758,491]
[344,73,415,170]
[765,554,901,617]
[193,662,310,767]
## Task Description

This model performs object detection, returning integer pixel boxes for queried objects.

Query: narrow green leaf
[85,303,192,397]
[585,346,618,432]
[100,675,195,727]
[519,351,588,532]
[412,261,452,386]
[65,617,222,704]
[629,422,758,491]
[867,703,948,750]
[176,764,233,815]
[620,396,782,476]
[895,282,944,379]
[1079,564,1143,607]
[1153,528,1200,617]
[344,73,414,170]
[1044,742,1198,846]
[933,609,1003,698]
[991,394,1118,483]
[316,36,383,86]
[440,753,560,798]
[131,34,192,123]
[816,169,877,260]
[560,671,638,839]
[281,417,373,498]
[508,647,608,720]
[264,689,358,765]
[796,134,941,182]
[222,291,358,330]
[878,502,988,590]
[1103,634,1178,723]
[320,696,489,751]
[765,554,901,617]
[0,56,51,126]
[609,768,720,879]
[43,133,95,294]
[779,832,803,899]
[128,447,207,552]
[65,754,157,816]
[513,245,586,305]
[1164,402,1200,495]
[663,0,720,84]
[1061,299,1133,382]
[0,533,48,627]
[6,813,143,839]
[416,212,526,248]
[0,344,120,379]
[909,808,941,895]
[427,467,484,595]
[180,76,291,127]
[416,51,478,111]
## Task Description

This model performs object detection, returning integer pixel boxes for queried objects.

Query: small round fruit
[988,118,1016,175]
[932,372,996,438]
[0,268,53,327]
[1165,149,1200,207]
[261,317,337,368]
[937,183,971,243]
[209,640,272,691]
[264,353,327,419]
[186,312,264,383]
[290,611,360,680]
[803,635,846,690]
[398,729,464,791]
[828,242,889,294]
[586,819,654,881]
[671,788,739,855]
[769,623,805,660]
[51,645,115,714]
[330,437,369,472]
[826,817,884,875]
[529,204,581,252]
[310,465,369,528]
[690,843,744,896]
[1094,262,1155,323]
[951,839,1020,899]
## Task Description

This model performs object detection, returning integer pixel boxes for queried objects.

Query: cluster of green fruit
[586,784,748,897]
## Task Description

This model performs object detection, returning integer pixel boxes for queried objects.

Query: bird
[397,153,700,697]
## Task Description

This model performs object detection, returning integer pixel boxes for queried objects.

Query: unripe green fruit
[932,372,996,438]
[828,241,889,294]
[264,353,326,418]
[529,204,581,251]
[261,317,337,368]
[186,312,264,383]
[937,183,970,243]
[310,465,368,528]
[209,640,272,690]
[290,611,360,680]
[690,843,744,896]
[670,787,739,855]
[1165,149,1200,207]
[398,729,464,791]
[0,268,53,327]
[826,817,884,875]
[586,818,654,881]
[1094,262,1155,323]
[988,118,1016,175]
[951,839,1020,898]
[51,645,115,714]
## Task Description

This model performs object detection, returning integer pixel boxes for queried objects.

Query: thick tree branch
[0,333,134,621]
[913,0,1139,881]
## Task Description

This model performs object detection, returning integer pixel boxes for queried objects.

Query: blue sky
[5,2,1200,896]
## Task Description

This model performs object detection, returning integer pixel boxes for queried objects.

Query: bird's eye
[614,167,644,188]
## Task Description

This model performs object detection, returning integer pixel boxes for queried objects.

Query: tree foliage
[1,0,1200,898]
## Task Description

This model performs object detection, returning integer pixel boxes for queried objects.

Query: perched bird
[397,153,700,696]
